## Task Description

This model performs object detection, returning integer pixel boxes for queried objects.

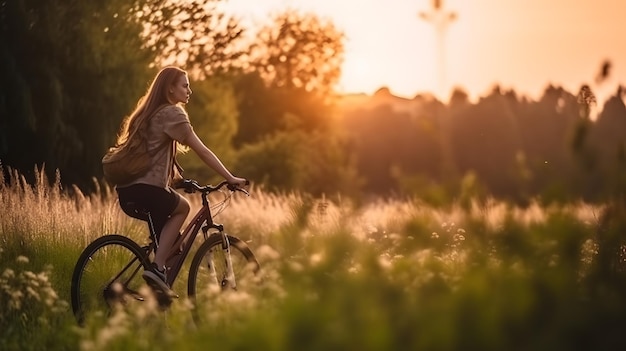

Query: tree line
[2,0,625,205]
[342,83,626,204]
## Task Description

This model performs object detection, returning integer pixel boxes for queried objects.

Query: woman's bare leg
[153,194,190,268]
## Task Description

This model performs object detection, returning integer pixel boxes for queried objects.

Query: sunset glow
[221,0,626,101]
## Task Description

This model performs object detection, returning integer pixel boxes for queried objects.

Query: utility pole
[419,0,457,99]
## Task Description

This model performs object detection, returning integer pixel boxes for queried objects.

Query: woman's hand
[227,176,248,188]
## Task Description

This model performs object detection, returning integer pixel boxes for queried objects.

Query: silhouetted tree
[517,85,579,202]
[250,10,344,98]
[448,87,470,110]
[448,87,524,199]
[231,72,283,145]
[0,0,154,186]
[234,127,361,196]
[141,0,245,78]
[589,89,626,199]
[233,10,344,145]
[228,10,353,193]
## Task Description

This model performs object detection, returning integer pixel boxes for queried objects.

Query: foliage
[138,0,246,78]
[339,83,626,203]
[234,128,362,196]
[233,10,345,146]
[178,75,239,183]
[234,130,309,191]
[2,168,626,350]
[227,10,352,195]
[0,256,71,351]
[343,100,444,195]
[231,71,281,145]
[0,0,155,187]
[250,9,345,98]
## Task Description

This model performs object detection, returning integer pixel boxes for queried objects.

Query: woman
[113,66,247,297]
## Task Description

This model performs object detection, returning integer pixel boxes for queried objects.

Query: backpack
[102,105,182,185]
[102,132,153,185]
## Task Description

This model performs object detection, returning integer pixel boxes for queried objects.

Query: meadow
[2,167,626,351]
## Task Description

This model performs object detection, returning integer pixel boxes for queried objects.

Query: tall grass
[2,167,626,350]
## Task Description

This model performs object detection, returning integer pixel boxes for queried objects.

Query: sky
[219,0,626,103]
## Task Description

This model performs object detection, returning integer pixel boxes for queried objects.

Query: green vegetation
[3,2,626,349]
[2,168,626,350]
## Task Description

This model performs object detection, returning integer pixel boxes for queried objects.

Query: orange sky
[220,0,626,103]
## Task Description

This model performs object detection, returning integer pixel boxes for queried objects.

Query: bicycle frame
[152,182,240,290]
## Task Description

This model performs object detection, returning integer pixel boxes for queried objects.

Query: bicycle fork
[204,225,237,290]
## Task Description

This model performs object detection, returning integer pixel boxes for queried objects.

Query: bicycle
[70,179,260,326]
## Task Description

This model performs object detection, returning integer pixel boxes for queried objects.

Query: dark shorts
[116,183,180,240]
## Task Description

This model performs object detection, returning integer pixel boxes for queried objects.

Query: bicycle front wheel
[71,234,150,325]
[187,234,260,323]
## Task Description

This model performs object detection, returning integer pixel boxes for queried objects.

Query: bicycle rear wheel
[71,234,150,325]
[187,234,260,323]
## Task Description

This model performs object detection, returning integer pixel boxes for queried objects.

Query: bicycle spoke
[187,234,260,325]
[71,235,149,325]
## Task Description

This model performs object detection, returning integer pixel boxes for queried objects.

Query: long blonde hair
[115,66,188,146]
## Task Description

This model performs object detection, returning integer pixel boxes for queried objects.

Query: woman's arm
[182,130,247,186]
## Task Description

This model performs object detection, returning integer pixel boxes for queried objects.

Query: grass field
[2,167,626,350]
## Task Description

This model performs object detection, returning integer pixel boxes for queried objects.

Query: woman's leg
[153,192,190,268]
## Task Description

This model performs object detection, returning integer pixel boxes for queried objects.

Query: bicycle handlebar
[175,179,250,196]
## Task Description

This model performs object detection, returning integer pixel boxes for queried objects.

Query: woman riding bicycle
[111,66,247,297]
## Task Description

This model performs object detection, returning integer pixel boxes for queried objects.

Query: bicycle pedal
[146,280,179,299]
[156,293,173,309]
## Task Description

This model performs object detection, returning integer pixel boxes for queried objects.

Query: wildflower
[378,254,392,269]
[348,264,361,274]
[255,245,280,261]
[26,286,41,301]
[310,252,324,266]
[2,268,15,279]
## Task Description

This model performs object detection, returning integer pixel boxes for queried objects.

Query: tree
[228,10,351,193]
[448,87,525,199]
[250,10,345,98]
[518,85,579,201]
[234,128,362,196]
[233,10,346,145]
[231,71,285,145]
[0,0,155,186]
[588,88,626,199]
[140,0,246,79]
